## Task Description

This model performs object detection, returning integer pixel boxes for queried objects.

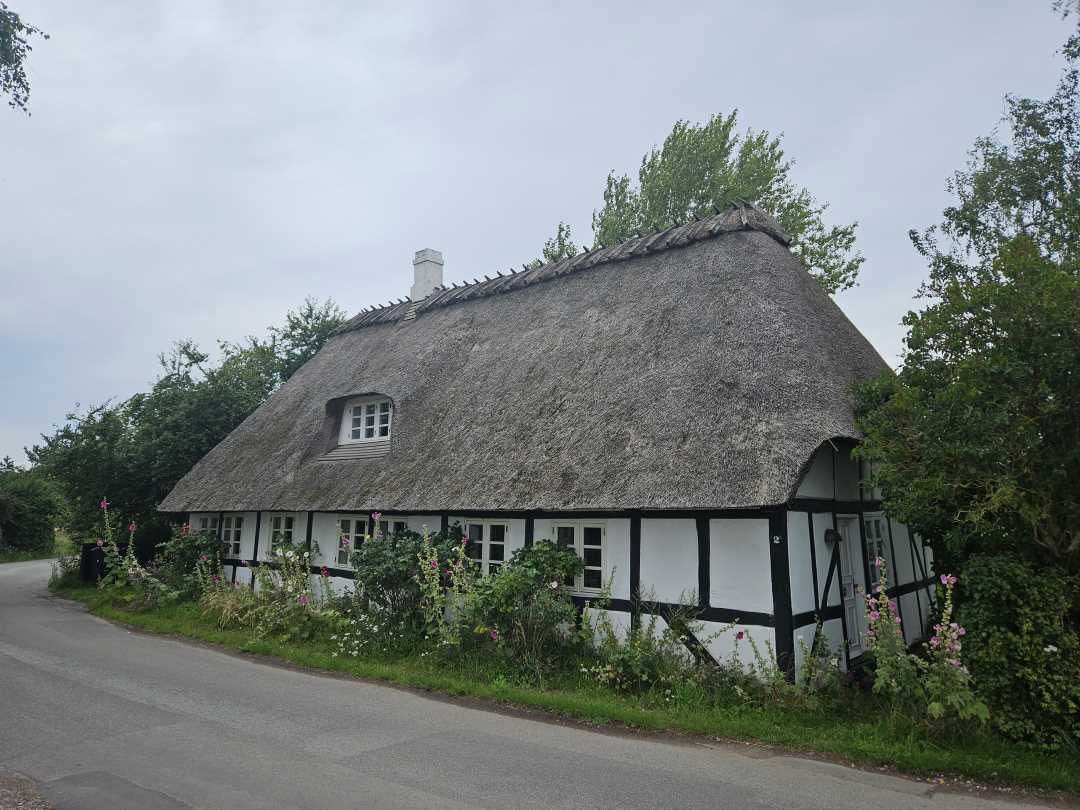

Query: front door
[837,516,867,658]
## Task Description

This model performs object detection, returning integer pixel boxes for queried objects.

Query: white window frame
[552,522,606,593]
[863,513,891,587]
[222,515,243,557]
[196,515,219,534]
[269,514,294,551]
[337,516,369,566]
[339,396,393,444]
[462,519,510,576]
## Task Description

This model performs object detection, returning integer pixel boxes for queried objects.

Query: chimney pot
[411,248,444,301]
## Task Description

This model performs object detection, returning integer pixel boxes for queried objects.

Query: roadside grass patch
[53,584,1080,796]
[0,529,74,564]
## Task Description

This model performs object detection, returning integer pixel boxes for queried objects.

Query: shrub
[463,542,585,677]
[153,522,226,597]
[343,526,461,633]
[865,559,987,736]
[958,554,1080,749]
[588,606,701,694]
[0,468,63,552]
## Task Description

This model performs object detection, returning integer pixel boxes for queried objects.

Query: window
[196,515,219,534]
[338,517,368,566]
[270,514,294,551]
[553,522,605,591]
[222,515,243,556]
[339,397,392,444]
[392,520,408,535]
[863,515,890,585]
[464,520,508,576]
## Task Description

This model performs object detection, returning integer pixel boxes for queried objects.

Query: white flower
[1045,644,1059,653]
[549,580,559,589]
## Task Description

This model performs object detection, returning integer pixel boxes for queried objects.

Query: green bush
[153,524,225,596]
[0,469,63,552]
[958,554,1080,749]
[342,528,461,633]
[463,542,585,677]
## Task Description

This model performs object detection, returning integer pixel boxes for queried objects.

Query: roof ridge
[332,201,789,336]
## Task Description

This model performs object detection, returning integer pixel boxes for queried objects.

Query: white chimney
[410,248,444,301]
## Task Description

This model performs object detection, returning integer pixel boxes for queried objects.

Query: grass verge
[53,584,1080,797]
[0,530,73,564]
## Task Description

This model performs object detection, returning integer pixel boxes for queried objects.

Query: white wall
[795,447,835,499]
[640,518,698,604]
[700,621,776,670]
[786,512,815,615]
[811,513,841,609]
[709,518,771,612]
[793,618,845,675]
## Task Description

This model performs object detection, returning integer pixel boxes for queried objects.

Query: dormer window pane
[340,397,393,444]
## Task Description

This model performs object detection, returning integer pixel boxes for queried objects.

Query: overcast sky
[0,1,1071,463]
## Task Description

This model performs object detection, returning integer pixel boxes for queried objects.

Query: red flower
[99,498,110,510]
[321,565,330,577]
[735,631,744,641]
[127,522,137,534]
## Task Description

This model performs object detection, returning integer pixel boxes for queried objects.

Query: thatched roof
[159,204,887,514]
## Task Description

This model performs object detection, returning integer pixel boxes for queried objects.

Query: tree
[0,2,47,114]
[268,297,346,381]
[854,18,1080,572]
[561,112,863,294]
[0,466,63,551]
[534,222,580,266]
[28,298,345,539]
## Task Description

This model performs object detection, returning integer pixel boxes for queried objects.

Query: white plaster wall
[639,518,698,604]
[257,511,303,561]
[786,512,815,615]
[795,446,835,499]
[811,513,841,609]
[583,607,632,644]
[700,621,776,670]
[890,520,916,585]
[709,518,770,612]
[793,618,845,676]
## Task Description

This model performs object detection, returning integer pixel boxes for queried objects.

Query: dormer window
[339,397,392,444]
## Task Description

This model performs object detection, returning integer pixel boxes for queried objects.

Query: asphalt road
[0,560,1061,810]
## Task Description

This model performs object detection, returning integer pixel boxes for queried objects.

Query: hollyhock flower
[211,575,220,583]
[199,554,208,562]
[99,498,109,509]
[869,611,881,622]
[429,559,438,569]
[489,629,499,641]
[96,539,104,547]
[930,636,941,647]
[548,580,559,589]
[958,627,966,637]
[321,566,330,577]
[371,512,382,522]
[180,523,190,536]
[128,522,137,533]
[340,536,351,546]
[298,594,310,606]
[735,631,744,641]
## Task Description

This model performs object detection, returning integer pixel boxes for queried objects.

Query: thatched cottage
[160,203,935,675]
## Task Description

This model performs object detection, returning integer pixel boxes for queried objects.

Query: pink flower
[298,594,310,606]
[958,627,966,637]
[429,559,438,570]
[940,574,957,587]
[321,565,330,577]
[96,539,103,547]
[199,554,208,562]
[735,631,744,641]
[869,610,881,622]
[211,575,220,583]
[930,637,941,647]
[340,535,351,546]
[99,498,109,510]
[127,522,137,533]
[489,629,499,641]
[180,523,190,536]
[371,511,382,522]
[240,560,247,567]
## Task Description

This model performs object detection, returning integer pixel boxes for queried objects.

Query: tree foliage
[566,112,862,294]
[855,20,1080,572]
[28,299,345,539]
[0,460,63,551]
[0,2,47,114]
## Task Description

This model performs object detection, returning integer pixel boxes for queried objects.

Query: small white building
[160,204,934,677]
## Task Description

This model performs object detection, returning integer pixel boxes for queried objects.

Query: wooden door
[837,516,867,658]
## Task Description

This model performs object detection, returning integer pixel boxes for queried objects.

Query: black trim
[440,513,449,534]
[571,596,774,628]
[907,525,925,632]
[629,514,641,631]
[768,510,794,680]
[790,498,883,514]
[524,517,534,548]
[807,512,820,608]
[696,517,709,609]
[209,506,785,520]
[250,511,262,590]
[793,604,844,628]
[216,511,224,545]
[305,510,314,553]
